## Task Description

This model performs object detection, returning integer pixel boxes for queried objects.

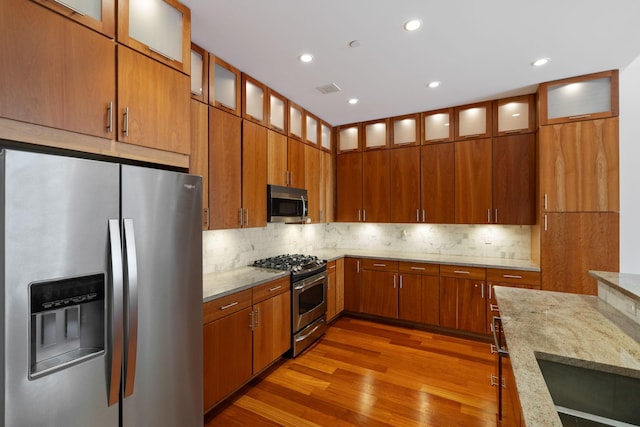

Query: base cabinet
[398,262,439,325]
[203,277,291,413]
[343,257,362,312]
[439,266,486,334]
[326,259,345,321]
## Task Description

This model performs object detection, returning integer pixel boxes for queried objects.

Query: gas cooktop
[252,254,326,279]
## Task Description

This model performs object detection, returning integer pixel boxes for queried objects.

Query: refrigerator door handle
[123,218,139,398]
[108,219,124,407]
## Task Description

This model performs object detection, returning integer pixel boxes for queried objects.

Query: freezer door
[121,165,203,427]
[1,150,120,427]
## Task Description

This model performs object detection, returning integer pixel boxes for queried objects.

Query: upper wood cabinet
[454,102,492,140]
[209,56,241,115]
[493,95,534,135]
[539,70,619,125]
[305,113,319,145]
[539,117,619,213]
[336,152,363,222]
[304,145,323,222]
[320,122,332,152]
[423,108,454,143]
[287,138,305,188]
[117,0,190,74]
[390,146,421,223]
[288,102,304,140]
[189,99,209,229]
[267,129,288,186]
[241,120,268,228]
[337,123,361,153]
[32,0,115,37]
[1,0,115,139]
[242,74,267,125]
[117,45,190,154]
[455,138,493,224]
[362,149,390,222]
[190,43,208,103]
[391,114,420,147]
[421,143,455,223]
[268,89,288,134]
[363,119,389,150]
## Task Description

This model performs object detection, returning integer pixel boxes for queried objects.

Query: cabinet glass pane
[458,107,486,136]
[306,116,318,143]
[53,0,101,20]
[498,101,529,132]
[270,95,285,131]
[339,127,358,151]
[129,0,183,62]
[290,107,302,138]
[214,64,236,110]
[547,77,611,119]
[190,50,203,95]
[393,118,416,145]
[245,81,264,121]
[365,123,387,148]
[321,124,331,150]
[425,113,450,140]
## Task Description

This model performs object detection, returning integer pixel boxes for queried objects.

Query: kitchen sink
[536,356,640,426]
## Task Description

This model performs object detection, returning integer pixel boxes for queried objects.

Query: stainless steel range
[253,254,327,357]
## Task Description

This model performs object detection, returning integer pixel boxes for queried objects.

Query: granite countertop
[495,286,640,426]
[590,270,640,303]
[203,267,289,303]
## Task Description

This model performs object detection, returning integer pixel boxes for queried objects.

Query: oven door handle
[295,318,326,342]
[294,274,326,291]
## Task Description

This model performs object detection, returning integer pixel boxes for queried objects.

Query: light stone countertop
[590,270,640,302]
[203,250,539,303]
[494,286,640,426]
[203,267,289,303]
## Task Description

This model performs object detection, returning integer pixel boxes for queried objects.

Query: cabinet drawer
[203,289,252,324]
[327,260,337,271]
[399,261,439,276]
[362,259,399,271]
[487,269,540,286]
[252,276,290,303]
[440,265,486,280]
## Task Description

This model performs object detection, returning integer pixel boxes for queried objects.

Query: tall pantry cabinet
[536,70,620,295]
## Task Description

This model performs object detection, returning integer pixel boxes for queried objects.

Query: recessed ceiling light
[299,53,313,63]
[404,19,422,31]
[532,58,550,67]
[349,40,361,48]
[348,98,359,105]
[428,81,440,88]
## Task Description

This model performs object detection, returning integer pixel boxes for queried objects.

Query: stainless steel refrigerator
[0,148,203,427]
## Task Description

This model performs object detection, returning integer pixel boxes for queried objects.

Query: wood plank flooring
[204,317,497,427]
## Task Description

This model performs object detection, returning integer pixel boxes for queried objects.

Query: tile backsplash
[203,222,532,274]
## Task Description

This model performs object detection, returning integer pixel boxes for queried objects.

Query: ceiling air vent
[316,83,342,95]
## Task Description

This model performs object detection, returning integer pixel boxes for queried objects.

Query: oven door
[292,271,327,332]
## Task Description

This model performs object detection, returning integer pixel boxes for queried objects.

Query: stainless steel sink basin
[536,356,640,426]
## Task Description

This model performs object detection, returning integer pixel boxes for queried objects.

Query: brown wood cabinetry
[1,0,115,139]
[203,277,291,413]
[493,95,535,136]
[539,118,619,213]
[305,145,323,223]
[209,56,241,115]
[190,99,209,229]
[421,143,455,223]
[336,153,363,222]
[287,138,305,188]
[267,129,288,186]
[390,146,421,223]
[241,120,267,228]
[455,138,492,224]
[337,123,361,153]
[267,89,288,134]
[326,260,345,321]
[363,150,391,222]
[361,260,399,318]
[343,257,362,312]
[398,262,439,325]
[32,0,115,37]
[322,151,334,223]
[117,46,190,154]
[190,43,209,102]
[439,266,486,334]
[541,212,619,295]
[455,102,492,140]
[422,108,454,143]
[486,269,540,333]
[493,133,536,224]
[209,108,242,229]
[242,74,267,126]
[390,114,420,147]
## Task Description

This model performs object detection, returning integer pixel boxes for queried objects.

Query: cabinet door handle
[490,303,500,312]
[239,208,244,226]
[205,207,210,229]
[356,260,360,273]
[255,309,260,326]
[363,210,366,222]
[416,209,420,222]
[544,214,548,231]
[422,209,425,223]
[149,46,179,62]
[568,114,591,120]
[399,275,403,289]
[544,193,548,211]
[488,284,493,300]
[106,101,113,133]
[245,209,249,226]
[481,283,485,299]
[494,209,498,224]
[358,209,361,222]
[249,311,254,330]
[220,301,239,310]
[487,208,491,224]
[122,107,129,137]
[393,275,397,289]
[268,285,282,292]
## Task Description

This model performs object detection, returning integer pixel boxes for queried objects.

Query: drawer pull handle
[490,303,500,312]
[503,274,522,279]
[268,285,282,292]
[411,267,426,271]
[220,301,239,310]
[373,263,386,267]
[453,270,470,275]
[329,265,336,270]
[568,114,591,120]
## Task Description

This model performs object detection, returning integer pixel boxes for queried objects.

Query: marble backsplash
[203,222,532,274]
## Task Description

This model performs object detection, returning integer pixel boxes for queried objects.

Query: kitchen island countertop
[495,286,640,426]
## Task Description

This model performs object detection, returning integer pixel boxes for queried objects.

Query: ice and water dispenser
[29,273,105,379]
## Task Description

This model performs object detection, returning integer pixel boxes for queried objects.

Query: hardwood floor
[205,317,497,427]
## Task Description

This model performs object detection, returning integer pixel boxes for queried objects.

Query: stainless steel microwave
[267,185,309,223]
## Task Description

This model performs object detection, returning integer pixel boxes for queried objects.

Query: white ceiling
[183,0,640,126]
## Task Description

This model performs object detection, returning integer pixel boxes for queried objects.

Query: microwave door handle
[123,218,139,398]
[107,219,124,407]
[301,195,307,220]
